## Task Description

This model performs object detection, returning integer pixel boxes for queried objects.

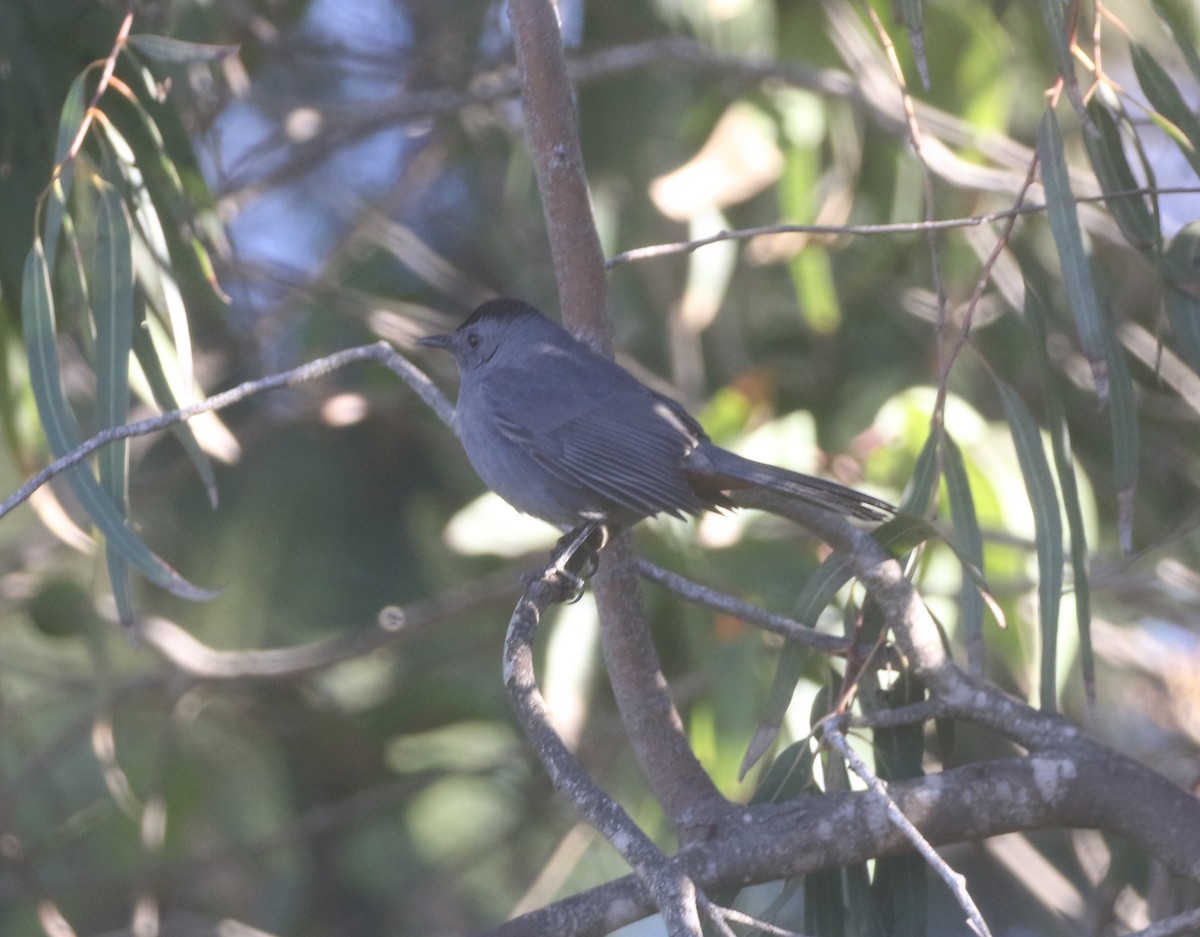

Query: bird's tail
[685,443,894,522]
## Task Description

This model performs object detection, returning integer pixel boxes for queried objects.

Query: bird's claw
[524,522,608,603]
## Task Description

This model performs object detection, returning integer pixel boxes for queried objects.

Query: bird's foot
[525,522,609,603]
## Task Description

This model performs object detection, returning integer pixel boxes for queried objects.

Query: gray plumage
[419,298,893,530]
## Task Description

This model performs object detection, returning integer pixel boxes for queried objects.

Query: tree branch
[488,741,1200,937]
[135,569,517,680]
[637,559,849,655]
[502,570,703,937]
[0,341,450,523]
[506,0,724,842]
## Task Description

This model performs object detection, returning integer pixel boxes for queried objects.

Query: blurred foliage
[2,0,1200,935]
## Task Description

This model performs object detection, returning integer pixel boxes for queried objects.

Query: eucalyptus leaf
[22,242,217,604]
[1038,107,1111,402]
[1082,101,1159,251]
[942,435,985,675]
[995,378,1063,711]
[126,34,239,64]
[1026,288,1095,704]
[1131,43,1200,177]
[90,179,135,623]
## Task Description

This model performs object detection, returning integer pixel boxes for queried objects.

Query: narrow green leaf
[126,34,239,64]
[1026,288,1095,704]
[97,111,215,501]
[865,670,927,937]
[105,115,196,393]
[1106,338,1139,555]
[902,430,940,516]
[847,858,885,937]
[21,242,217,603]
[1149,0,1200,86]
[896,0,929,91]
[750,739,819,803]
[1164,285,1200,374]
[91,179,136,624]
[1082,101,1160,251]
[131,309,218,505]
[995,379,1064,712]
[43,71,88,275]
[1038,107,1112,401]
[793,552,855,625]
[1038,0,1088,123]
[942,436,985,676]
[1131,43,1200,177]
[740,643,807,780]
[737,551,860,775]
[51,71,87,169]
[92,181,134,480]
[806,678,847,937]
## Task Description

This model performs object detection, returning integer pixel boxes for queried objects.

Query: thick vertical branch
[593,532,725,827]
[506,0,609,345]
[506,0,723,831]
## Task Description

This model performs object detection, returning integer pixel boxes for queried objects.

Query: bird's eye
[466,332,481,349]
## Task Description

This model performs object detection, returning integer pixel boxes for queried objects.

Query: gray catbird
[419,299,893,552]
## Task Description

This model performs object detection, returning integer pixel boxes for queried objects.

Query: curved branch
[503,570,704,937]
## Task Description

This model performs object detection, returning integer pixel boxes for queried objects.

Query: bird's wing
[479,356,708,519]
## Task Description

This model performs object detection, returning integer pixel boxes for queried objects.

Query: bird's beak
[418,333,454,350]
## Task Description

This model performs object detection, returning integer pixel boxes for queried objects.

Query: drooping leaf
[1163,285,1200,374]
[21,242,216,603]
[1106,335,1139,555]
[750,738,820,804]
[43,71,88,275]
[90,178,136,624]
[1038,107,1111,401]
[741,642,808,779]
[739,545,860,776]
[1082,100,1159,251]
[995,378,1063,712]
[131,307,218,505]
[902,429,940,516]
[1038,0,1088,123]
[1131,42,1200,177]
[865,669,927,937]
[86,75,221,505]
[1149,0,1200,87]
[1026,288,1095,704]
[126,34,239,64]
[895,0,929,90]
[942,435,985,675]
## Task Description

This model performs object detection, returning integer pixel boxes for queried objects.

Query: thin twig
[136,569,518,680]
[710,904,812,937]
[931,149,1043,439]
[821,721,992,937]
[605,185,1196,267]
[694,894,738,937]
[52,6,134,187]
[0,341,451,522]
[845,698,947,730]
[637,559,849,655]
